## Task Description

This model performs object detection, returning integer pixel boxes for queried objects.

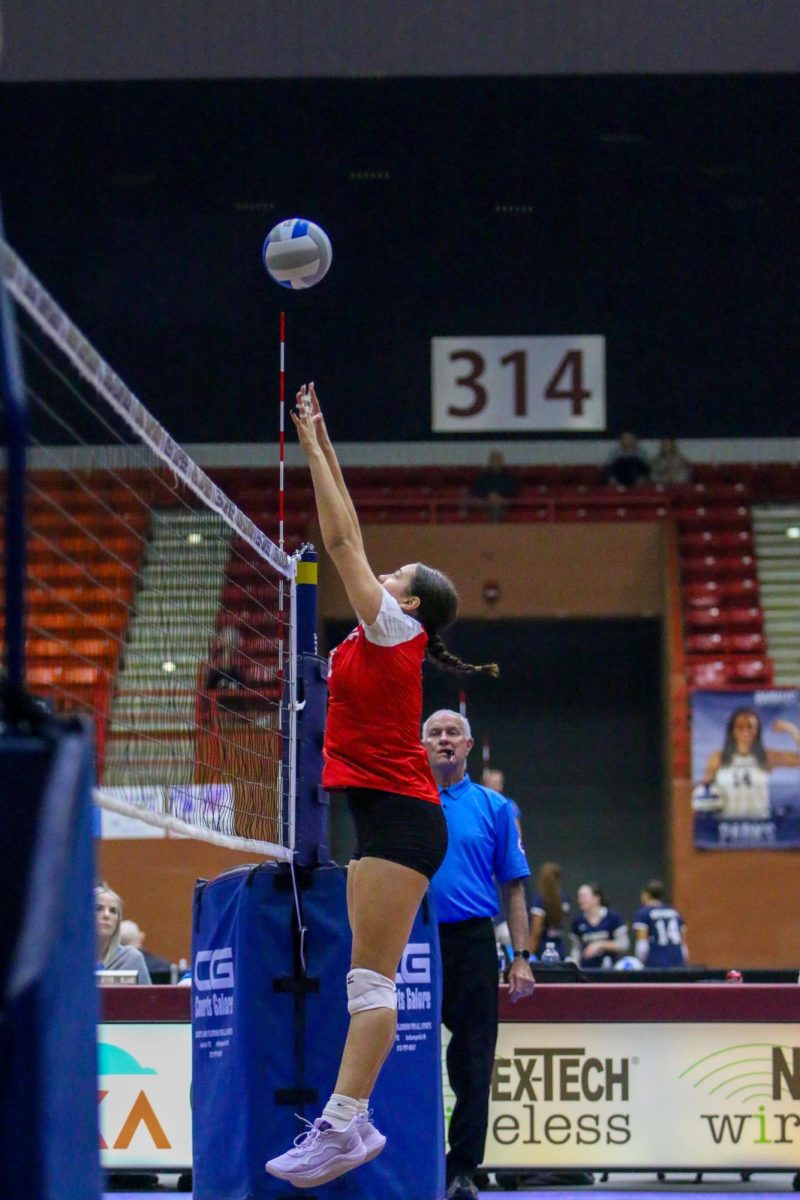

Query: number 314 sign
[431,336,605,432]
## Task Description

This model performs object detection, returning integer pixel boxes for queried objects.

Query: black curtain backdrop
[325,617,663,929]
[1,75,798,444]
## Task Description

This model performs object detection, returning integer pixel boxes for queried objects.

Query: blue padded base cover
[191,862,444,1200]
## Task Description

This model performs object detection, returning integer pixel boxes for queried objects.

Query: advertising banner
[480,1022,800,1170]
[101,1015,800,1173]
[432,336,605,432]
[690,690,800,849]
[98,1023,192,1170]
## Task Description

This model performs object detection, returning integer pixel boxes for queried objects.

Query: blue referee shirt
[429,774,530,924]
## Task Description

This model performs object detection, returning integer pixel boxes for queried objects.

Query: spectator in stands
[570,882,629,969]
[604,431,651,488]
[529,861,570,960]
[651,438,692,486]
[632,880,688,968]
[95,885,151,983]
[469,450,520,522]
[119,919,172,984]
[205,625,245,690]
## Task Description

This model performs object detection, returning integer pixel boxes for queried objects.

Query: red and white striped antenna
[278,310,286,551]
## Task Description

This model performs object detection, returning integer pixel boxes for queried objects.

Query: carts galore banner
[691,690,800,849]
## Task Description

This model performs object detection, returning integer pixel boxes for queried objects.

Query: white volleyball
[262,218,332,290]
[691,782,726,813]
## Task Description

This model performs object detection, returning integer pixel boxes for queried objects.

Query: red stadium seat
[721,578,760,603]
[728,631,766,653]
[685,633,727,654]
[680,553,756,580]
[725,607,764,631]
[684,608,724,631]
[683,581,721,608]
[731,659,773,685]
[679,529,754,552]
[675,504,751,530]
[688,659,732,688]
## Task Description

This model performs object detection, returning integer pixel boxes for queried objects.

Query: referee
[424,709,534,1200]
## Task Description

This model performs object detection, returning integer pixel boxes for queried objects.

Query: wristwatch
[513,949,530,960]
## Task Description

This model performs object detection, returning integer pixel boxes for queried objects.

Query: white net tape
[2,240,299,860]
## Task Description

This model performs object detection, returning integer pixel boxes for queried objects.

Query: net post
[0,211,29,705]
[292,546,330,867]
[296,545,318,657]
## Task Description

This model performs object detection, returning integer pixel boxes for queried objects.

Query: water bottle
[541,942,560,964]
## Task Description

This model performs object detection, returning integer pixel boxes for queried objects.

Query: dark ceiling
[1,75,798,442]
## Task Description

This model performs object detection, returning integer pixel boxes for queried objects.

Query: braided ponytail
[426,633,500,678]
[411,564,500,679]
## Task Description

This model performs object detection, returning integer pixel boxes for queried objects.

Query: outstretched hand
[291,383,324,455]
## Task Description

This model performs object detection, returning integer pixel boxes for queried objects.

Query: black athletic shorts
[344,787,448,881]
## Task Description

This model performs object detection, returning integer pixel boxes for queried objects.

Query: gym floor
[103,1171,800,1196]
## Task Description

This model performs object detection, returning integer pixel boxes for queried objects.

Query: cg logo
[395,942,431,985]
[194,947,235,991]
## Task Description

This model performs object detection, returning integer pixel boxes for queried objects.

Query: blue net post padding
[292,655,330,867]
[191,863,445,1200]
[0,718,101,1200]
[286,547,329,868]
[0,203,29,700]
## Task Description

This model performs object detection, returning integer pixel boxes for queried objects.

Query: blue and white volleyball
[614,956,644,972]
[262,218,332,290]
[691,782,726,813]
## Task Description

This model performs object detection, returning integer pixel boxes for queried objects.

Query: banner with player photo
[691,689,800,849]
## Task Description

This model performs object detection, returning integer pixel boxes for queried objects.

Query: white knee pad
[346,967,397,1014]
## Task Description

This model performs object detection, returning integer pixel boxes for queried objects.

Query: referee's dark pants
[439,916,499,1184]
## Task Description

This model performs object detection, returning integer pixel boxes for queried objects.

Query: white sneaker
[265,1115,366,1188]
[357,1109,387,1163]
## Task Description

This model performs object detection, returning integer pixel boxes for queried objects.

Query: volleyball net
[0,241,300,859]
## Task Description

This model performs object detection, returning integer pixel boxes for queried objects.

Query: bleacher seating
[14,476,146,738]
[16,465,797,761]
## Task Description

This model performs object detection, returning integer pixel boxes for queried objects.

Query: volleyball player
[632,879,688,968]
[570,882,629,969]
[266,384,498,1189]
[529,861,570,960]
[700,708,800,820]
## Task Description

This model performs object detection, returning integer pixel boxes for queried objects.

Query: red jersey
[323,591,440,804]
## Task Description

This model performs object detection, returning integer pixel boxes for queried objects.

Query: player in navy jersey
[267,384,498,1190]
[632,879,688,968]
[529,862,570,960]
[570,882,629,969]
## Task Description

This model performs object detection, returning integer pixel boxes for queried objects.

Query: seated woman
[570,882,628,969]
[96,884,151,984]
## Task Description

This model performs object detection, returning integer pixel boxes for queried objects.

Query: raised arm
[292,386,383,624]
[303,383,364,554]
[768,719,800,769]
